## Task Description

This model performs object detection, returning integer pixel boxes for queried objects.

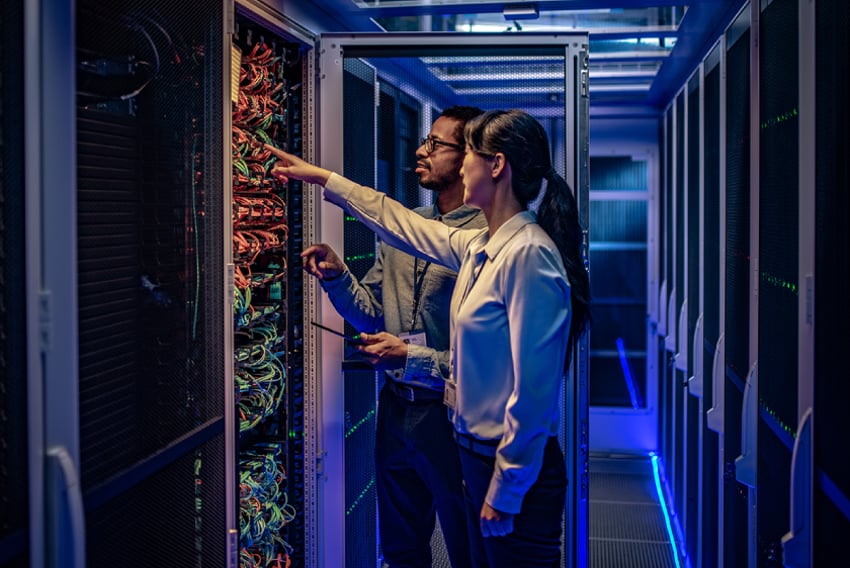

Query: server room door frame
[24,0,83,565]
[315,32,589,568]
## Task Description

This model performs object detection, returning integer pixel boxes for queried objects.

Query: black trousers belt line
[386,380,443,403]
[453,431,500,458]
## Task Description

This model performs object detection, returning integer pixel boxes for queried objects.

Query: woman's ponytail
[538,172,591,351]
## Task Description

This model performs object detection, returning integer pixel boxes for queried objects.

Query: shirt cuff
[402,343,436,382]
[319,267,351,290]
[323,172,355,207]
[485,470,525,514]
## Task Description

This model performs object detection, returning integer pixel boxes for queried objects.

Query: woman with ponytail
[266,109,590,568]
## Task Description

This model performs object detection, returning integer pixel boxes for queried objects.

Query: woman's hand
[264,144,332,186]
[480,502,515,538]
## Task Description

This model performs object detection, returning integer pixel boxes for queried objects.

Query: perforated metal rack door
[722,16,750,568]
[757,0,799,561]
[814,1,850,564]
[701,47,721,568]
[75,1,227,565]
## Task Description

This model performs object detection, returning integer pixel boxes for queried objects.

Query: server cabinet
[314,32,589,568]
[683,71,700,566]
[699,42,722,568]
[671,87,686,534]
[781,0,850,566]
[807,0,850,564]
[750,0,799,564]
[719,7,751,568]
[227,4,318,565]
[15,0,319,566]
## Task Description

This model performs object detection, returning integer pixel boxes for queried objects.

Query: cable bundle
[233,126,279,193]
[232,35,296,567]
[234,194,287,226]
[239,442,296,567]
[232,41,288,194]
[233,224,289,265]
[231,38,290,328]
[235,342,286,433]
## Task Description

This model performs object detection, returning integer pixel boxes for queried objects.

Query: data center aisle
[589,453,681,568]
[429,452,682,568]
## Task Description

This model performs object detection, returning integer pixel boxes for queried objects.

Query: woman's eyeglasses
[420,136,464,154]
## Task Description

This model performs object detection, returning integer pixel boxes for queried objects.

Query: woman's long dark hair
[464,109,591,352]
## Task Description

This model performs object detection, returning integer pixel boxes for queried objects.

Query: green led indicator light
[760,107,798,129]
[346,477,376,516]
[761,271,798,295]
[345,409,376,439]
[760,399,796,439]
[345,253,376,263]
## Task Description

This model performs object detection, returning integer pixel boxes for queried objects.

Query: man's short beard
[418,178,448,192]
[419,172,458,192]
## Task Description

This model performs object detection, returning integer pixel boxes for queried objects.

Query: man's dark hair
[439,105,485,145]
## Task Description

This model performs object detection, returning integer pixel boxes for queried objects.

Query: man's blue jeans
[375,384,472,568]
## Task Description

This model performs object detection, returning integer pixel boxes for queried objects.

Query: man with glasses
[301,106,485,568]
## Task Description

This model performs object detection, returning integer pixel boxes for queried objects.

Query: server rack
[14,0,320,565]
[808,0,850,564]
[718,6,751,567]
[659,104,675,515]
[753,0,799,563]
[699,40,722,568]
[684,71,700,566]
[229,8,310,565]
[673,87,686,541]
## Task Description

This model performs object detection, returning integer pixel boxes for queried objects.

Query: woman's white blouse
[324,173,572,514]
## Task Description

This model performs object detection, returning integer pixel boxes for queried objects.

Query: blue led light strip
[616,337,641,409]
[650,454,683,568]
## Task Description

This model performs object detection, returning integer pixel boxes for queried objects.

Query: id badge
[443,380,457,409]
[398,330,426,346]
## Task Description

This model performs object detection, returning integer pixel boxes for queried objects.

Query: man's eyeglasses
[420,136,464,154]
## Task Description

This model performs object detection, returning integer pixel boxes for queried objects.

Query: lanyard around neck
[409,210,446,329]
[410,257,431,329]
